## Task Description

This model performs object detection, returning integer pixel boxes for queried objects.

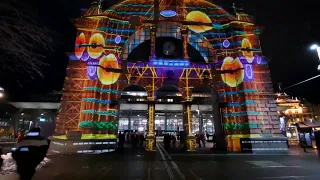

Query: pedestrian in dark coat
[12,128,50,180]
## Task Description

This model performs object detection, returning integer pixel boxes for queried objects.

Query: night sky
[1,0,320,102]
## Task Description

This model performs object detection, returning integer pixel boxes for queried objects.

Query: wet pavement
[5,143,320,180]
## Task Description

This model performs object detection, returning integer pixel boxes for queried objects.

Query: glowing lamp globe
[310,44,318,50]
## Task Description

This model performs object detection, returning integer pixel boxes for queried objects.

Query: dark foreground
[9,144,320,180]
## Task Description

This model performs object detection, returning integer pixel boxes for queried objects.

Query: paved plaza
[3,143,320,180]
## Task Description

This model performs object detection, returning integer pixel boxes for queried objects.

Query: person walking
[299,134,308,153]
[12,128,50,180]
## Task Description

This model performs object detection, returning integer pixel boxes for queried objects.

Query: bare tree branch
[0,0,54,78]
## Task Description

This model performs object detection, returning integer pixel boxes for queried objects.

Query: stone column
[181,27,189,59]
[183,100,196,151]
[164,110,168,131]
[146,100,156,151]
[212,100,227,150]
[128,109,132,131]
[199,112,203,134]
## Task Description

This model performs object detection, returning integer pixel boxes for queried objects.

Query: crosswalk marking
[247,161,286,167]
[247,161,301,168]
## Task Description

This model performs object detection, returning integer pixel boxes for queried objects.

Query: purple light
[222,39,230,48]
[115,35,121,44]
[87,59,98,79]
[244,64,254,82]
[149,59,190,67]
[255,55,262,64]
[81,51,89,62]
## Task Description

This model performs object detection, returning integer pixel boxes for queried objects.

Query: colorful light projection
[160,10,177,17]
[220,57,244,87]
[222,39,230,48]
[241,38,254,63]
[87,59,98,79]
[88,33,105,59]
[97,54,120,85]
[75,33,86,60]
[150,59,190,67]
[115,35,121,44]
[244,64,254,82]
[186,11,213,33]
[255,55,262,64]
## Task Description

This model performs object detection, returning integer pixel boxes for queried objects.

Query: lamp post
[0,87,4,98]
[310,44,320,71]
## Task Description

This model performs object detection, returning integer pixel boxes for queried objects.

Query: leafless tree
[0,0,53,78]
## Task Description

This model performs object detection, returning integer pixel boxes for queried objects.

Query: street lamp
[0,87,4,98]
[310,44,320,71]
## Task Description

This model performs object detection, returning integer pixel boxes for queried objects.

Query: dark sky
[1,0,320,102]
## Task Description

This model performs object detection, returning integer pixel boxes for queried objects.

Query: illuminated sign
[40,118,46,122]
[160,10,177,17]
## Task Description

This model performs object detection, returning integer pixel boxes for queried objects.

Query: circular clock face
[163,41,176,56]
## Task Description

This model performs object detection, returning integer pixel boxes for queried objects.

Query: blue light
[150,59,191,67]
[115,35,121,44]
[160,10,177,17]
[222,39,230,48]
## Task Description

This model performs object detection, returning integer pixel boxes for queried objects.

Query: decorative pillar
[212,101,227,150]
[181,27,189,59]
[183,100,196,151]
[128,109,132,131]
[164,110,168,131]
[199,113,203,134]
[150,27,156,59]
[150,0,158,59]
[146,100,156,151]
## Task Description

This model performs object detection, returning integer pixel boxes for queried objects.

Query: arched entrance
[117,24,218,151]
[119,85,148,133]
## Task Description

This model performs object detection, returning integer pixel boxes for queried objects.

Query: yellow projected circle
[97,54,120,85]
[241,38,254,63]
[221,57,244,87]
[88,33,105,59]
[186,11,213,33]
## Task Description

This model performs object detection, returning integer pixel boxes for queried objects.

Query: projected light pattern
[56,0,277,152]
[244,64,254,82]
[115,35,121,44]
[97,54,120,85]
[220,57,244,87]
[160,10,177,17]
[87,59,98,79]
[223,39,230,48]
[150,59,190,67]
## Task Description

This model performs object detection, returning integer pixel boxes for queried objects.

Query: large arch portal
[53,0,288,154]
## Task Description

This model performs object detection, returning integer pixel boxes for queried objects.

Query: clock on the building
[163,41,176,56]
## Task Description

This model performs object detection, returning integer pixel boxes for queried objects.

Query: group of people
[196,133,207,147]
[118,131,145,150]
[163,133,178,150]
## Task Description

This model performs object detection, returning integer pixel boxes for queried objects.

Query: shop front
[296,120,320,149]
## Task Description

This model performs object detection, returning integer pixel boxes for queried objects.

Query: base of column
[185,135,196,151]
[145,135,156,151]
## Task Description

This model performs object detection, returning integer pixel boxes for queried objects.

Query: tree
[0,0,53,78]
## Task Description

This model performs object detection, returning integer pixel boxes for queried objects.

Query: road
[6,143,320,180]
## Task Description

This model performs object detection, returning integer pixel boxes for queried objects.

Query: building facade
[55,0,286,152]
[276,92,317,146]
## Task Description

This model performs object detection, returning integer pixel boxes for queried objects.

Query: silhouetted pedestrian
[12,128,50,180]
